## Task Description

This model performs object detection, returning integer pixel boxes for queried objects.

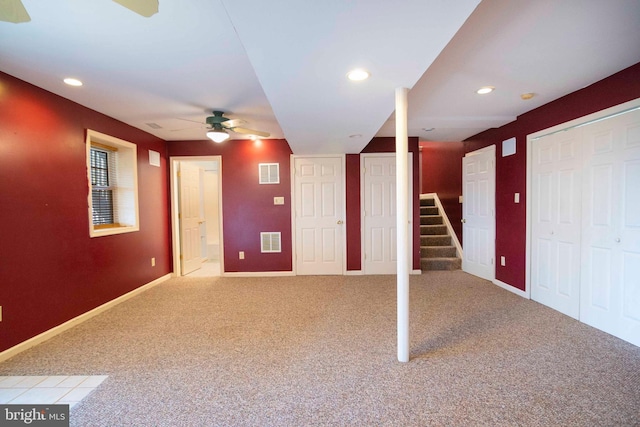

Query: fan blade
[221,119,247,129]
[232,127,270,138]
[0,0,31,23]
[112,0,158,17]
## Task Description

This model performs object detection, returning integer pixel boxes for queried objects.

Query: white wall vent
[259,163,280,184]
[260,232,282,253]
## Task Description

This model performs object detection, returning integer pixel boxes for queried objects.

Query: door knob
[461,219,466,223]
[615,237,621,243]
[337,220,344,225]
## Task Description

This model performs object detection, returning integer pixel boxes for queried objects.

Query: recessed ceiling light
[349,134,363,138]
[520,92,535,100]
[422,127,435,132]
[63,78,83,87]
[476,86,494,95]
[347,69,370,81]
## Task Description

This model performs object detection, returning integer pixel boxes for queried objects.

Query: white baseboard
[493,279,529,299]
[222,271,295,277]
[0,273,172,364]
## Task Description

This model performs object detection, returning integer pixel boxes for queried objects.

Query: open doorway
[170,156,223,277]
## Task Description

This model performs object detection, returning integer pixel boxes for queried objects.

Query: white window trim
[86,129,140,238]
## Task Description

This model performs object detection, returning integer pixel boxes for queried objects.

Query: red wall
[345,154,361,270]
[167,139,293,272]
[0,72,171,353]
[465,62,640,291]
[419,141,464,243]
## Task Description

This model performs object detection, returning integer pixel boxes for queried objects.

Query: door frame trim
[170,156,224,277]
[290,154,347,275]
[525,98,640,299]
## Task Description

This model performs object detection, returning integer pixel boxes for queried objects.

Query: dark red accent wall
[465,62,640,291]
[167,139,293,272]
[347,137,421,271]
[0,72,171,353]
[419,141,464,243]
[345,154,361,270]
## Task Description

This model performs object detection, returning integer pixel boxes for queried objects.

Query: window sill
[89,225,139,238]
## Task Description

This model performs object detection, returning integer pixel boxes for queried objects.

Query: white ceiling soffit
[221,0,480,154]
[376,0,640,142]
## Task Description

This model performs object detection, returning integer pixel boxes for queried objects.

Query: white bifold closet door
[531,106,640,347]
[531,128,583,320]
[580,108,640,347]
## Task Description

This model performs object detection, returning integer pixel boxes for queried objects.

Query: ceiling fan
[0,0,159,23]
[204,111,270,143]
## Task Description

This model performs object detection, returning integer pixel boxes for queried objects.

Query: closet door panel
[531,129,581,319]
[581,108,640,347]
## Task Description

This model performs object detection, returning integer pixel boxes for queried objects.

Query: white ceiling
[1,0,639,154]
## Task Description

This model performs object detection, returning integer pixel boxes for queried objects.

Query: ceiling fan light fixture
[206,129,230,143]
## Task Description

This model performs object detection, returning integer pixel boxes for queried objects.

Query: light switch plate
[514,193,520,203]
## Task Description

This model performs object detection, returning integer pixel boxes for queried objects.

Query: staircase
[420,197,462,271]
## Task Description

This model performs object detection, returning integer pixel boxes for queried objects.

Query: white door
[294,156,345,275]
[580,107,640,346]
[530,128,582,319]
[462,145,495,281]
[179,162,202,275]
[362,154,413,274]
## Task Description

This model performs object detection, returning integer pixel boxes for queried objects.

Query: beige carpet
[1,272,639,426]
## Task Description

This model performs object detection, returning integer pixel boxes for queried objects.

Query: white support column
[395,87,410,363]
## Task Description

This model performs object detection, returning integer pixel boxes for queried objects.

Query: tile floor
[186,260,221,277]
[0,375,107,408]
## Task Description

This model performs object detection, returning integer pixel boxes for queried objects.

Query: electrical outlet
[239,251,245,260]
[500,256,506,266]
[514,193,520,203]
[151,257,156,267]
[0,306,3,322]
